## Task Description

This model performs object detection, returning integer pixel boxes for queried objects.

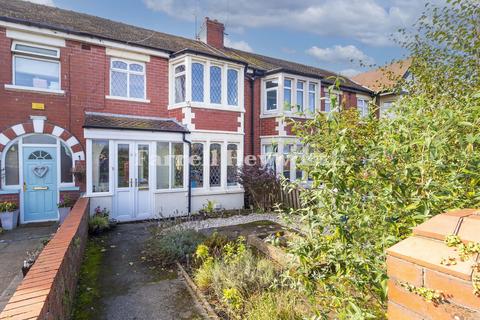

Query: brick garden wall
[0,197,90,320]
[387,209,480,319]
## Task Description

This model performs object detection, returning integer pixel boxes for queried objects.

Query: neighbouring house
[352,59,412,118]
[0,0,373,223]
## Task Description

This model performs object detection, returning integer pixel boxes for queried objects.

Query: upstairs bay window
[308,83,317,113]
[192,63,204,102]
[265,80,278,111]
[284,79,292,111]
[110,59,146,99]
[171,57,242,108]
[175,65,186,103]
[296,81,304,111]
[12,42,60,90]
[210,66,222,104]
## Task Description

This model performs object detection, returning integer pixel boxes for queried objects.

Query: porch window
[283,144,293,180]
[192,62,204,102]
[263,144,277,173]
[210,143,221,187]
[156,142,169,189]
[265,80,278,111]
[227,144,238,186]
[60,142,73,183]
[227,69,238,106]
[171,143,184,188]
[110,59,146,99]
[117,144,130,188]
[4,143,19,186]
[308,83,317,113]
[191,143,204,188]
[175,65,186,103]
[12,42,60,90]
[296,81,304,111]
[210,66,222,104]
[92,140,109,193]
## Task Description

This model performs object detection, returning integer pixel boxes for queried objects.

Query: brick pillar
[387,209,480,319]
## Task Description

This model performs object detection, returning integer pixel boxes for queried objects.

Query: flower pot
[0,210,19,230]
[58,207,71,224]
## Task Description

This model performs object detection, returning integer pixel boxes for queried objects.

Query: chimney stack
[199,17,225,49]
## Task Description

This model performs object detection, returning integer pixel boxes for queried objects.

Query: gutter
[182,132,192,214]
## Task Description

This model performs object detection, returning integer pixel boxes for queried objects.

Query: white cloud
[224,38,253,52]
[22,0,55,6]
[307,45,374,65]
[339,68,362,77]
[143,0,444,46]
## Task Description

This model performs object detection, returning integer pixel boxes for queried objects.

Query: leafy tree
[285,0,480,318]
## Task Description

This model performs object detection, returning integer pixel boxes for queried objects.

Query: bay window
[210,143,222,187]
[263,144,278,172]
[308,83,317,113]
[284,79,292,111]
[227,144,238,186]
[110,59,146,99]
[191,143,204,188]
[357,98,369,118]
[296,81,304,111]
[227,69,238,106]
[92,140,110,193]
[265,80,278,111]
[172,143,184,188]
[192,62,204,102]
[12,42,60,90]
[210,66,222,104]
[174,65,186,103]
[283,144,293,180]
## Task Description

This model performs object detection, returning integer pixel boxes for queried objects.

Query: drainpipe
[249,75,256,155]
[182,132,192,214]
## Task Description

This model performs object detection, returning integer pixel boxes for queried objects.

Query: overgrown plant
[284,0,480,317]
[238,163,281,211]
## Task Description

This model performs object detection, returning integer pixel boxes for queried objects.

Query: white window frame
[308,82,317,114]
[11,41,62,93]
[226,143,240,186]
[209,64,223,105]
[296,80,305,112]
[108,58,147,102]
[283,78,293,111]
[155,141,186,191]
[357,98,370,118]
[324,89,341,113]
[173,62,187,105]
[264,78,279,113]
[168,55,244,111]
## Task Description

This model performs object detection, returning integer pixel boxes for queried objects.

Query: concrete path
[96,223,206,320]
[0,223,57,312]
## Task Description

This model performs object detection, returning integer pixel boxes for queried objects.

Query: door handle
[23,182,27,192]
[130,178,133,188]
[135,178,138,187]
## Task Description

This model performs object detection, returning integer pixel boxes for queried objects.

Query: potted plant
[0,202,19,230]
[72,162,86,182]
[58,194,74,224]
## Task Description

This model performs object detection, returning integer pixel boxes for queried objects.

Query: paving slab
[0,223,57,312]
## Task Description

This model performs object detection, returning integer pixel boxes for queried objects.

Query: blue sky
[29,0,437,76]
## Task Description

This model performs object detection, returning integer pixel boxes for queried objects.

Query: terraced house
[0,0,373,223]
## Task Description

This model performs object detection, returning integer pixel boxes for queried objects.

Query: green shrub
[194,257,214,291]
[146,229,205,266]
[0,202,18,212]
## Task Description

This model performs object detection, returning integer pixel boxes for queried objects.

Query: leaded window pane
[210,66,222,104]
[130,63,143,72]
[172,143,184,188]
[227,144,238,186]
[175,65,185,73]
[156,142,169,189]
[191,143,204,188]
[5,143,19,186]
[112,61,128,70]
[61,142,73,183]
[227,69,238,105]
[129,73,145,99]
[192,63,204,102]
[175,74,186,103]
[111,70,127,97]
[210,143,221,187]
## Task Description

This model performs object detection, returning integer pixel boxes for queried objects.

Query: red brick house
[0,0,372,223]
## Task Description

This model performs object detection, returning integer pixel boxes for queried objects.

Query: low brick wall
[0,197,89,320]
[387,209,480,319]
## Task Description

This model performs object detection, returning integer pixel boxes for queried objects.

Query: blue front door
[23,147,58,222]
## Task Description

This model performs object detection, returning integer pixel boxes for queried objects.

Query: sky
[25,0,440,77]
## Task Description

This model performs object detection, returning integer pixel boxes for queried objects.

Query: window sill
[86,192,113,198]
[4,84,65,95]
[105,95,150,103]
[169,102,245,113]
[192,187,244,196]
[154,188,188,194]
[0,189,20,195]
[59,186,80,191]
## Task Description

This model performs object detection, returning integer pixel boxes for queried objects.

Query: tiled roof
[0,0,372,93]
[83,112,188,133]
[352,59,412,93]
